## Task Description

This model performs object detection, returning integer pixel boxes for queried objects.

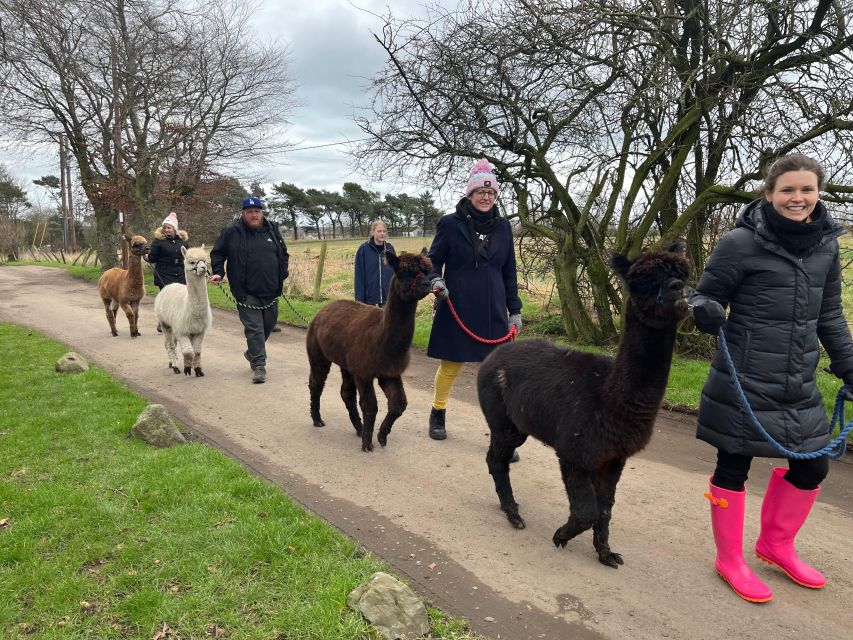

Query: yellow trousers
[432,360,463,410]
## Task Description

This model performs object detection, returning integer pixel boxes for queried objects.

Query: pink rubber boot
[755,468,826,588]
[705,479,773,602]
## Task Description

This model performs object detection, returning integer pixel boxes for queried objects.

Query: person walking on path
[691,153,853,603]
[210,196,290,384]
[146,211,190,333]
[426,158,522,458]
[354,219,396,306]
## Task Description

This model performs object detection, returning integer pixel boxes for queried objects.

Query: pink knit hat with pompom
[161,211,179,231]
[465,158,500,196]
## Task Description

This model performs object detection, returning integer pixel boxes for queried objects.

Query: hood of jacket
[154,227,189,241]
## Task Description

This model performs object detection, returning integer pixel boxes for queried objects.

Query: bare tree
[356,0,853,343]
[0,0,295,267]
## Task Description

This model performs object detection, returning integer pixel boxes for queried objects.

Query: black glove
[842,373,853,402]
[692,300,726,335]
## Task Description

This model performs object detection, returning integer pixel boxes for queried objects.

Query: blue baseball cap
[241,196,264,210]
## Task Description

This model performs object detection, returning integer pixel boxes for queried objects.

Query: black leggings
[713,450,829,492]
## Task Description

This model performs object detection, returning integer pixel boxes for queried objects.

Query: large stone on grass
[55,352,89,373]
[130,404,186,448]
[347,572,429,640]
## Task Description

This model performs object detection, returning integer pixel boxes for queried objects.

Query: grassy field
[6,236,853,438]
[0,323,484,640]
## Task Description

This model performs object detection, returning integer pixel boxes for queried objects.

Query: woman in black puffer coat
[147,212,190,331]
[691,154,853,603]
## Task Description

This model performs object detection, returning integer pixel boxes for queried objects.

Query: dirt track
[1,265,852,640]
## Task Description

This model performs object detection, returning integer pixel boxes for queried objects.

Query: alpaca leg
[307,343,331,427]
[161,328,180,373]
[339,369,363,435]
[102,298,118,336]
[355,378,378,452]
[120,301,138,337]
[190,334,204,377]
[553,461,598,549]
[480,386,526,527]
[130,300,141,337]
[592,458,626,568]
[177,335,195,375]
[376,376,407,447]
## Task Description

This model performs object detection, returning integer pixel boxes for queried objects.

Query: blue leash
[717,328,852,460]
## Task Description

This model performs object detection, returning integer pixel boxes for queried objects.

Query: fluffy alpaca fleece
[153,227,189,242]
[306,250,434,451]
[97,235,149,337]
[477,243,691,568]
[154,246,213,377]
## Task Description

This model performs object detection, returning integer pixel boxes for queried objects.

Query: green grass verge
[0,323,484,640]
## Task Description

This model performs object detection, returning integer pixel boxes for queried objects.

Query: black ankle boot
[428,408,446,440]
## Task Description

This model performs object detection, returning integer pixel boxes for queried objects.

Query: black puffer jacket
[692,199,853,457]
[210,217,289,302]
[147,227,190,288]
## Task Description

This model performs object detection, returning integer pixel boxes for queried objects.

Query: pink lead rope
[437,291,517,345]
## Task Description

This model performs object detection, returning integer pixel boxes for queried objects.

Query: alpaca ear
[385,251,400,271]
[181,245,188,257]
[610,253,632,279]
[124,232,133,243]
[420,247,428,256]
[666,240,686,254]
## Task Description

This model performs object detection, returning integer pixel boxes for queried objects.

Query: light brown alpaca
[97,235,149,337]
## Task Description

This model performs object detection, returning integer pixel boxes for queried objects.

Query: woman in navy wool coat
[354,219,396,306]
[426,158,522,452]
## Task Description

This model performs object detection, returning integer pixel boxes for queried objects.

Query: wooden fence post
[313,241,327,302]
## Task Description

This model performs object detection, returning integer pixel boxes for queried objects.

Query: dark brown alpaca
[97,235,149,337]
[477,243,691,567]
[307,250,435,452]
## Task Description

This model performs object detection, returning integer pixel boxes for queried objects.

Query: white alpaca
[154,246,213,377]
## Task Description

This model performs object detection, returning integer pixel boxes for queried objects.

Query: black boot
[428,408,446,440]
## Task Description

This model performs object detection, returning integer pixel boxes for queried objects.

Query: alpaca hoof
[598,551,623,568]
[171,366,181,374]
[184,366,192,376]
[194,367,204,377]
[504,510,525,529]
[131,331,140,337]
[377,432,388,447]
[111,330,118,336]
[361,440,374,452]
[312,417,325,427]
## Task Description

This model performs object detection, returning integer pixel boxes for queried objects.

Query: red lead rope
[439,294,517,344]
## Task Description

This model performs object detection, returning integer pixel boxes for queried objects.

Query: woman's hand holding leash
[431,277,448,298]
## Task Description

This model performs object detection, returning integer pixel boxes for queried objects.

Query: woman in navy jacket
[426,158,522,446]
[354,220,396,306]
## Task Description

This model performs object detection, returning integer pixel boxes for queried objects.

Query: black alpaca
[307,250,434,452]
[477,243,691,567]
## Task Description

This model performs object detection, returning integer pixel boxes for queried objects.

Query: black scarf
[456,198,499,269]
[761,200,829,258]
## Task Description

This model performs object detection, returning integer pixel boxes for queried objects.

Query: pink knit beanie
[465,158,500,196]
[161,211,179,231]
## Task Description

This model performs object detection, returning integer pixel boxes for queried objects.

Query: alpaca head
[610,241,691,326]
[387,249,434,301]
[127,235,149,257]
[181,245,211,278]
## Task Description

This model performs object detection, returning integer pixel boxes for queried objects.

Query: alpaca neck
[126,254,144,286]
[378,284,418,355]
[606,302,678,421]
[186,273,210,307]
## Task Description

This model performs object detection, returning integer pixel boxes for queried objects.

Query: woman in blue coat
[426,158,522,447]
[692,154,853,603]
[354,220,396,306]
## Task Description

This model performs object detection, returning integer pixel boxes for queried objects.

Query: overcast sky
[1,0,457,207]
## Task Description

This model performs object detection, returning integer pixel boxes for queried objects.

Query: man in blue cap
[211,196,290,383]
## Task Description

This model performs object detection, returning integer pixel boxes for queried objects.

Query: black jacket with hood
[147,227,190,288]
[210,217,289,302]
[692,199,853,457]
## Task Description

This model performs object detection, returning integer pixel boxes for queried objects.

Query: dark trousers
[237,294,279,368]
[713,450,829,492]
